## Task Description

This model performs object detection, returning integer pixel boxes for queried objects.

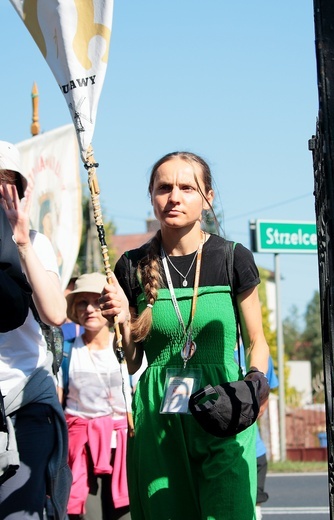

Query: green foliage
[74,187,117,276]
[258,267,298,402]
[283,305,303,358]
[283,291,322,377]
[201,201,224,235]
[268,460,327,473]
[301,291,322,376]
[257,267,277,359]
[283,290,323,403]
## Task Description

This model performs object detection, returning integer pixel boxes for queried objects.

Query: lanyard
[161,241,203,366]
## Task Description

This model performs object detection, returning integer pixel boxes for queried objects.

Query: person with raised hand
[0,141,71,520]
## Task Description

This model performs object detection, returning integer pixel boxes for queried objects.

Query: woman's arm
[237,285,269,374]
[57,386,64,406]
[237,285,270,414]
[100,272,144,374]
[0,183,66,326]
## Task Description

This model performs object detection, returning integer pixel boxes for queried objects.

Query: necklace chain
[165,249,199,287]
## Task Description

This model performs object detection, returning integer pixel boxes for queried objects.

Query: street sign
[250,220,317,254]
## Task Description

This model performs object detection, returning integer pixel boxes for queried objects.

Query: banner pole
[31,82,40,137]
[84,145,134,436]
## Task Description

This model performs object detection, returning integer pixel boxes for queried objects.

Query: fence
[259,399,327,461]
[285,405,327,461]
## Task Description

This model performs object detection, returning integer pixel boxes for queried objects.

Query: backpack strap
[61,338,75,402]
[29,298,64,376]
[224,240,236,299]
[224,240,242,366]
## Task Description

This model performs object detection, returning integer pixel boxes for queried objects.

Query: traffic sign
[250,220,317,253]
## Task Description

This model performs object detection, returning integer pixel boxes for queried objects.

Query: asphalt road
[261,472,329,518]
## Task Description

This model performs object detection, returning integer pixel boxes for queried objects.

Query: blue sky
[1,1,319,322]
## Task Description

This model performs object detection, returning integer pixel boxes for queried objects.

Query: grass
[268,460,328,473]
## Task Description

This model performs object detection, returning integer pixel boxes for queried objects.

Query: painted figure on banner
[9,0,114,160]
[16,125,82,289]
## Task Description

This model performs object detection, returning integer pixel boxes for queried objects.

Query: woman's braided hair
[131,230,163,342]
[131,151,214,343]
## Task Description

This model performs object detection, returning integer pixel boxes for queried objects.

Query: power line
[224,193,313,222]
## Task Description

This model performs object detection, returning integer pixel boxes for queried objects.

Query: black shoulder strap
[61,338,76,403]
[29,298,64,376]
[224,240,242,366]
[224,239,235,300]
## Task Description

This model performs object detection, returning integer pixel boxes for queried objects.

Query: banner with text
[10,0,114,161]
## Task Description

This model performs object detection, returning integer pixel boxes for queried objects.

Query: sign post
[250,220,317,461]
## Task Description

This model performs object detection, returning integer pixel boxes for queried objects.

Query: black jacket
[0,205,32,332]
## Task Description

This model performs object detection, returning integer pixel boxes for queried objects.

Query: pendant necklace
[161,240,203,368]
[165,249,199,287]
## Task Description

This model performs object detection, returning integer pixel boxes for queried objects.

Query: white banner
[16,125,82,290]
[10,0,114,162]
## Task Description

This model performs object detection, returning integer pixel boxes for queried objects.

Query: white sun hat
[66,272,107,324]
[0,141,28,199]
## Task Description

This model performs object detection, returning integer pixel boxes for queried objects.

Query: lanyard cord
[161,241,203,338]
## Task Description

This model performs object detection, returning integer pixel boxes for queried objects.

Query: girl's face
[151,158,213,231]
[74,292,108,330]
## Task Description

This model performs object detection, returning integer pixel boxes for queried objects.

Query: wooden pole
[31,82,40,136]
[85,145,134,436]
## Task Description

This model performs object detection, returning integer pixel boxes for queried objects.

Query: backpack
[30,300,64,376]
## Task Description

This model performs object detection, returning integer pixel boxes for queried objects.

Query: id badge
[160,368,202,414]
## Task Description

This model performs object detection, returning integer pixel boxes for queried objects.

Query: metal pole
[311,2,334,515]
[275,253,286,461]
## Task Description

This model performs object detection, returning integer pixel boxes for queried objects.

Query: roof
[112,232,155,261]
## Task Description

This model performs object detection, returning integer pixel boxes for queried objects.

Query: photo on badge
[160,368,202,414]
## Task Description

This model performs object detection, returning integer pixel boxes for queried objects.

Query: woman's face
[0,170,16,185]
[151,157,213,231]
[74,292,108,330]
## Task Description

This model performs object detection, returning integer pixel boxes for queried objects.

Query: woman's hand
[0,181,66,325]
[0,183,31,246]
[99,273,143,372]
[244,367,270,418]
[99,272,130,325]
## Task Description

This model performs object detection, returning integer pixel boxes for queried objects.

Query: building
[112,218,160,260]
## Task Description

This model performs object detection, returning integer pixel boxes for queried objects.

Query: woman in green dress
[100,151,270,520]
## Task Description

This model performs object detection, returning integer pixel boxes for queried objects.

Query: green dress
[115,235,259,520]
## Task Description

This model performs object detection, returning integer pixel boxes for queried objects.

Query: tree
[283,305,303,359]
[75,189,117,275]
[257,268,277,358]
[284,291,322,378]
[202,202,224,235]
[283,291,323,404]
[300,291,322,378]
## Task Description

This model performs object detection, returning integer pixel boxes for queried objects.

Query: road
[262,472,329,518]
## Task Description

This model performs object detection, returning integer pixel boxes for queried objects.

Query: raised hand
[0,183,31,246]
